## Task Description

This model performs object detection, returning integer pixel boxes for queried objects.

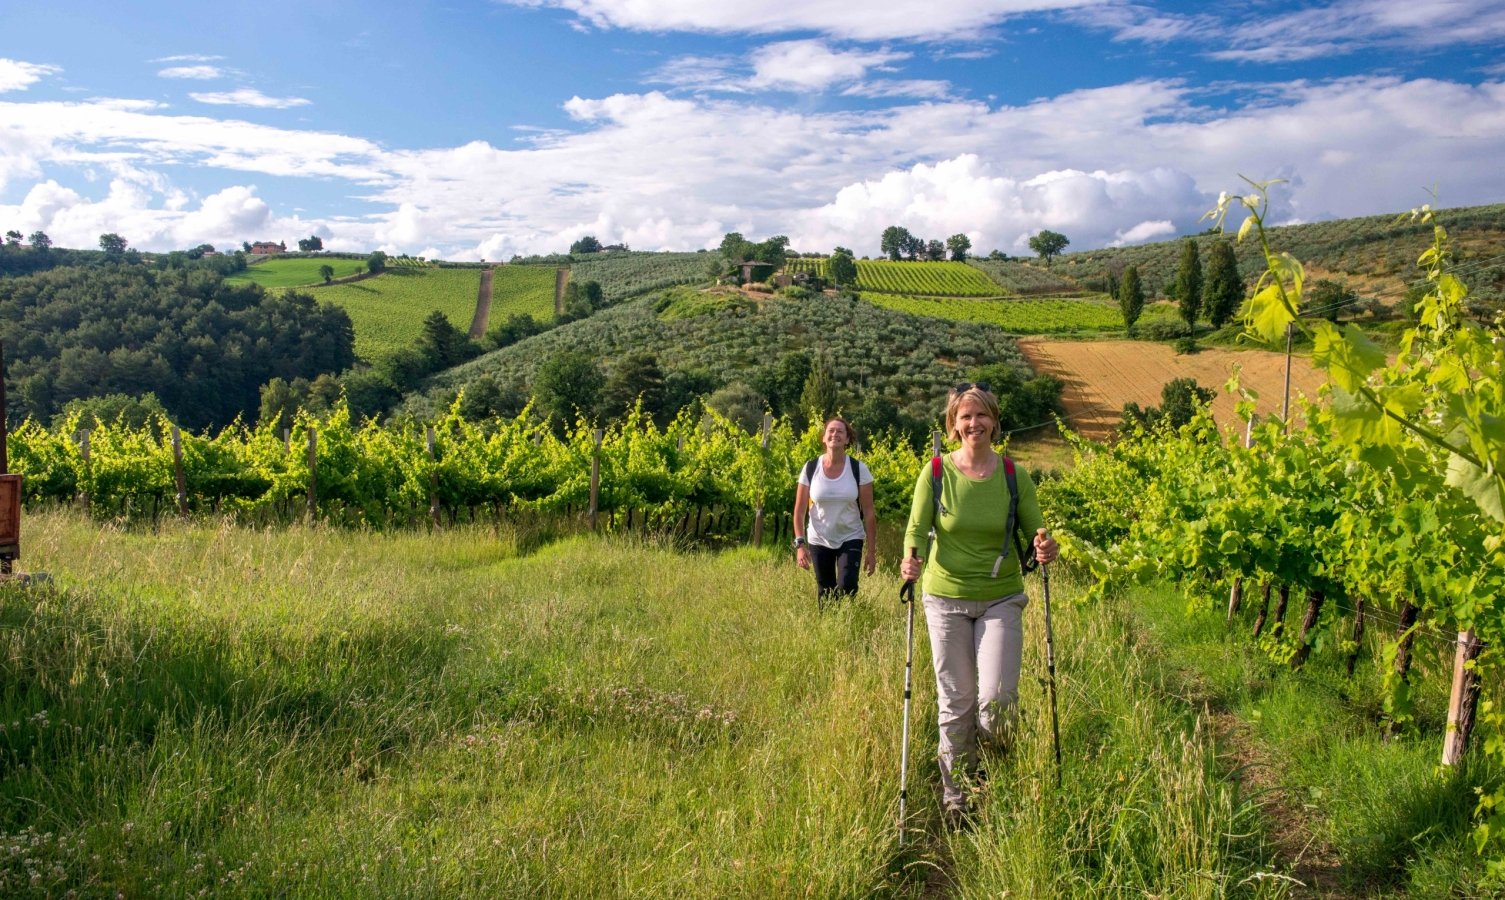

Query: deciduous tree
[827,248,857,287]
[1028,230,1069,266]
[946,233,971,261]
[880,226,912,261]
[99,233,128,255]
[570,235,603,255]
[533,350,603,429]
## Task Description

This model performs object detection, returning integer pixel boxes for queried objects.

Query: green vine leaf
[1312,322,1386,392]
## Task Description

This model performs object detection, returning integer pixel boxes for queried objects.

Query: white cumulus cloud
[0,58,62,92]
[748,40,907,91]
[190,89,311,109]
[159,66,226,80]
[504,0,1107,41]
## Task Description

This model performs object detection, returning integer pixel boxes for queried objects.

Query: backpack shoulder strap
[999,457,1039,575]
[930,455,944,516]
[803,458,818,484]
[850,456,867,521]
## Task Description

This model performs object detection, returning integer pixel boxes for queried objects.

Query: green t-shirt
[902,454,1045,601]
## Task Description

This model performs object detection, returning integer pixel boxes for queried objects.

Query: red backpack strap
[929,455,945,521]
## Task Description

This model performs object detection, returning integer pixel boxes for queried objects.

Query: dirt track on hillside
[1017,339,1328,441]
[469,267,493,338]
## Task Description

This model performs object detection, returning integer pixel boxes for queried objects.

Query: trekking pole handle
[900,548,920,603]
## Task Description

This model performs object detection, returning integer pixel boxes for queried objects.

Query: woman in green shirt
[900,383,1058,824]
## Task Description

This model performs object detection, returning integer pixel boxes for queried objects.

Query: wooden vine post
[76,430,91,514]
[0,340,14,576]
[1292,589,1325,668]
[751,414,771,547]
[588,428,603,531]
[305,428,318,524]
[170,425,189,518]
[1345,599,1367,677]
[1251,582,1273,638]
[1443,630,1484,766]
[426,426,440,528]
[0,473,16,578]
[1226,578,1243,626]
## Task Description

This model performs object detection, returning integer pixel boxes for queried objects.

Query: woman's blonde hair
[944,383,1002,443]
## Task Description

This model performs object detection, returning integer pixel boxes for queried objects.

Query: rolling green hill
[1044,202,1505,313]
[403,289,1040,426]
[314,267,481,360]
[225,256,368,288]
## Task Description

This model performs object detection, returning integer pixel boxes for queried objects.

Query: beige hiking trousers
[922,591,1029,811]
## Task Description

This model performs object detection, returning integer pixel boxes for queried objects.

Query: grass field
[2,512,1489,896]
[314,267,481,360]
[489,265,557,323]
[226,257,369,289]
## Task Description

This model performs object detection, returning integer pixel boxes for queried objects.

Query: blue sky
[2,0,1503,260]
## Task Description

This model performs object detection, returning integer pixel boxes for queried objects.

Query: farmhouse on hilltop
[249,241,286,255]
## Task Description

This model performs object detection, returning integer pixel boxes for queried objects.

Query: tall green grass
[2,514,1486,896]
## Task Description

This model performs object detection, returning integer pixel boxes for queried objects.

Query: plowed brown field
[1017,339,1328,442]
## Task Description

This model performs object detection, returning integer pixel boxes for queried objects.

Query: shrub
[1138,319,1191,341]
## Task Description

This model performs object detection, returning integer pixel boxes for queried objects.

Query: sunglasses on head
[951,381,991,395]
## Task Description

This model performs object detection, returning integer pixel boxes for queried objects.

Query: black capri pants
[810,538,864,603]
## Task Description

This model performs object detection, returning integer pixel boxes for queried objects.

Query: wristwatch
[792,537,806,550]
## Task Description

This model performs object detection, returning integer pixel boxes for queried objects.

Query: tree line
[1110,237,1245,341]
[0,263,355,432]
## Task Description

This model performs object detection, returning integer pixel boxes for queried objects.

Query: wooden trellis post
[0,341,12,576]
[1443,631,1484,766]
[77,430,91,514]
[752,414,771,546]
[589,428,603,530]
[426,426,440,528]
[305,428,318,524]
[170,426,189,518]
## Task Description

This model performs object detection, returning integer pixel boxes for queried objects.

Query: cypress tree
[1204,240,1244,329]
[1118,265,1145,334]
[1175,238,1203,330]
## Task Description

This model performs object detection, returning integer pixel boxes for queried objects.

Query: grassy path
[0,513,1492,896]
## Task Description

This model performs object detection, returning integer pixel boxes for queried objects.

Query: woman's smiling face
[953,398,995,445]
[822,419,850,452]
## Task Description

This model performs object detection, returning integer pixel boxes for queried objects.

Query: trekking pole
[897,549,918,846]
[1038,528,1062,787]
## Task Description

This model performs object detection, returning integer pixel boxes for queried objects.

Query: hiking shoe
[943,802,973,832]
